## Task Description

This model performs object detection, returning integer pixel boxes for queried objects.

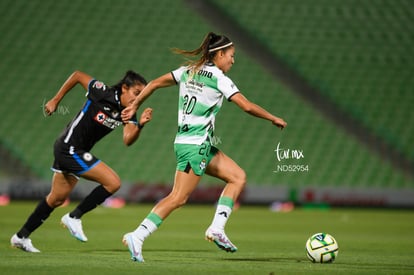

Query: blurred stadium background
[0,0,413,207]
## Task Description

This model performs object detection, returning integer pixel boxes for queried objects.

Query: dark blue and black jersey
[56,79,137,151]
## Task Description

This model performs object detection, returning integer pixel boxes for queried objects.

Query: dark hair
[113,70,147,91]
[172,32,233,73]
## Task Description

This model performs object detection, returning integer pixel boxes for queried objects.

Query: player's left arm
[230,92,287,129]
[123,107,153,146]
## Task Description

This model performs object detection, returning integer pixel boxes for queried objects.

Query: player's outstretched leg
[122,232,145,262]
[10,234,41,253]
[205,227,238,253]
[205,196,238,253]
[61,213,88,242]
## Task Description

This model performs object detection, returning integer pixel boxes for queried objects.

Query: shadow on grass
[82,248,212,253]
[225,257,305,263]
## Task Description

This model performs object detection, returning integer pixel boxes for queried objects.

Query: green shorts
[174,140,219,176]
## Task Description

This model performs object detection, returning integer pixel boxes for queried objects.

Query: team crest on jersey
[95,111,107,123]
[94,111,122,129]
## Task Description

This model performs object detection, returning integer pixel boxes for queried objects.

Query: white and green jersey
[171,63,239,145]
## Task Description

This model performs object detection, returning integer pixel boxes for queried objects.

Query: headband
[208,42,233,53]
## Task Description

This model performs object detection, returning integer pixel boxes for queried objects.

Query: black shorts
[51,140,100,178]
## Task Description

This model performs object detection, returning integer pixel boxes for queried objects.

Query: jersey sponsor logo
[178,124,189,132]
[111,110,119,118]
[197,69,213,79]
[186,79,204,93]
[94,111,122,129]
[103,107,120,118]
[93,81,106,90]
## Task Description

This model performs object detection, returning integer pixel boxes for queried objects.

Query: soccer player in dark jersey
[10,70,152,252]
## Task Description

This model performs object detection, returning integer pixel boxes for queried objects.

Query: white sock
[133,217,160,242]
[210,204,233,231]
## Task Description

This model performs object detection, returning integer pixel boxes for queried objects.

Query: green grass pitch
[1,201,414,274]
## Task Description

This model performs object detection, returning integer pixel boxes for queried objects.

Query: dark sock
[16,198,54,238]
[69,185,112,219]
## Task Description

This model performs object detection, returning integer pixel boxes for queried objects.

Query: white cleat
[61,213,88,242]
[122,232,145,262]
[205,227,237,253]
[10,234,40,253]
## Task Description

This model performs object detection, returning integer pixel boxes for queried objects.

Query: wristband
[128,120,144,129]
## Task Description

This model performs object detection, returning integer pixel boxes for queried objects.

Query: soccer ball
[306,233,339,263]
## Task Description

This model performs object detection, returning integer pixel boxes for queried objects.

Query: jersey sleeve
[87,79,107,101]
[217,75,239,100]
[171,66,187,84]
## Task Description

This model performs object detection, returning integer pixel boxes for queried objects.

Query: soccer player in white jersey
[121,32,287,262]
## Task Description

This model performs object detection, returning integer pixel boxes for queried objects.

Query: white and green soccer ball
[306,233,339,263]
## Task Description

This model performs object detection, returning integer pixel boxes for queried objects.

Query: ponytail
[172,32,233,73]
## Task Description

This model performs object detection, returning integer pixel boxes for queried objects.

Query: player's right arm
[44,71,93,116]
[121,72,175,122]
